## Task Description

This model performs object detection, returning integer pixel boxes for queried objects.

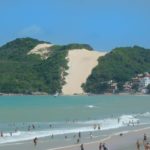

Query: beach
[0,95,150,150]
[0,126,150,150]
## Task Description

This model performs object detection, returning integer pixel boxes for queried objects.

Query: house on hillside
[139,77,150,88]
[108,80,118,93]
[139,73,150,93]
[123,82,132,93]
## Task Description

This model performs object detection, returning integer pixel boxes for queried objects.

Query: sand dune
[28,43,53,59]
[62,49,106,95]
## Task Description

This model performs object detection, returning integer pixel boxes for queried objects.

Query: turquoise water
[0,95,150,144]
[0,95,150,122]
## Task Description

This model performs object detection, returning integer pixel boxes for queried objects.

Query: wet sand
[1,127,150,150]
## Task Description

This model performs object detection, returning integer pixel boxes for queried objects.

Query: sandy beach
[62,49,106,95]
[1,96,150,150]
[1,126,150,150]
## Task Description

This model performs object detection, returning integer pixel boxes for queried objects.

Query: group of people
[80,142,108,150]
[143,133,150,150]
[99,143,108,150]
[136,134,150,150]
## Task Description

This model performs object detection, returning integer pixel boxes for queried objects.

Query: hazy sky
[0,0,150,51]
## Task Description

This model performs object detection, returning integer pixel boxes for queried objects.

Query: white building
[139,77,150,88]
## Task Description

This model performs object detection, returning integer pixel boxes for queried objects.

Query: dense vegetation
[0,38,93,94]
[83,46,150,94]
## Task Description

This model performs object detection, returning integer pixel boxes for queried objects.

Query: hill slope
[0,38,94,94]
[83,46,150,93]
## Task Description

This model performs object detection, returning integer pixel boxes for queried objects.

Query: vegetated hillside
[83,46,150,94]
[0,38,93,94]
[0,37,46,60]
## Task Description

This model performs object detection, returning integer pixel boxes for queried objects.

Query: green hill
[83,46,150,94]
[0,38,93,94]
[1,38,150,95]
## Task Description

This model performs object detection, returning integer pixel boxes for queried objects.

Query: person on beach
[99,142,103,150]
[136,140,140,150]
[80,144,84,150]
[119,133,123,136]
[33,137,38,146]
[103,143,108,150]
[144,142,150,150]
[144,133,147,142]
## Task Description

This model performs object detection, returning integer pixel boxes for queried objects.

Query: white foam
[139,112,150,117]
[86,105,96,108]
[119,115,139,124]
[0,114,142,144]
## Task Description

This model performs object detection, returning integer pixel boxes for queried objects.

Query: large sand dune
[62,49,106,95]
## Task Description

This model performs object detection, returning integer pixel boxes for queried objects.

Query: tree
[132,83,139,92]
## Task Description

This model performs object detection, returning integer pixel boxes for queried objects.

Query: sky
[0,0,150,51]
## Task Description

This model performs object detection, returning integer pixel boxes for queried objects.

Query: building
[139,77,150,88]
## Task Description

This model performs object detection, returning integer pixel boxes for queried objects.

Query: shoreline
[0,92,149,96]
[1,125,150,150]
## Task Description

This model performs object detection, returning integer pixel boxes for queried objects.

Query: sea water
[0,95,150,144]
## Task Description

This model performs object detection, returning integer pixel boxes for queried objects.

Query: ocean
[0,95,150,145]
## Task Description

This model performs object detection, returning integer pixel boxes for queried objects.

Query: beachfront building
[107,80,118,93]
[139,75,150,93]
[139,77,150,88]
[123,82,132,93]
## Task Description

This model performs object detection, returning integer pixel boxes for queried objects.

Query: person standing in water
[0,131,3,137]
[78,132,81,138]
